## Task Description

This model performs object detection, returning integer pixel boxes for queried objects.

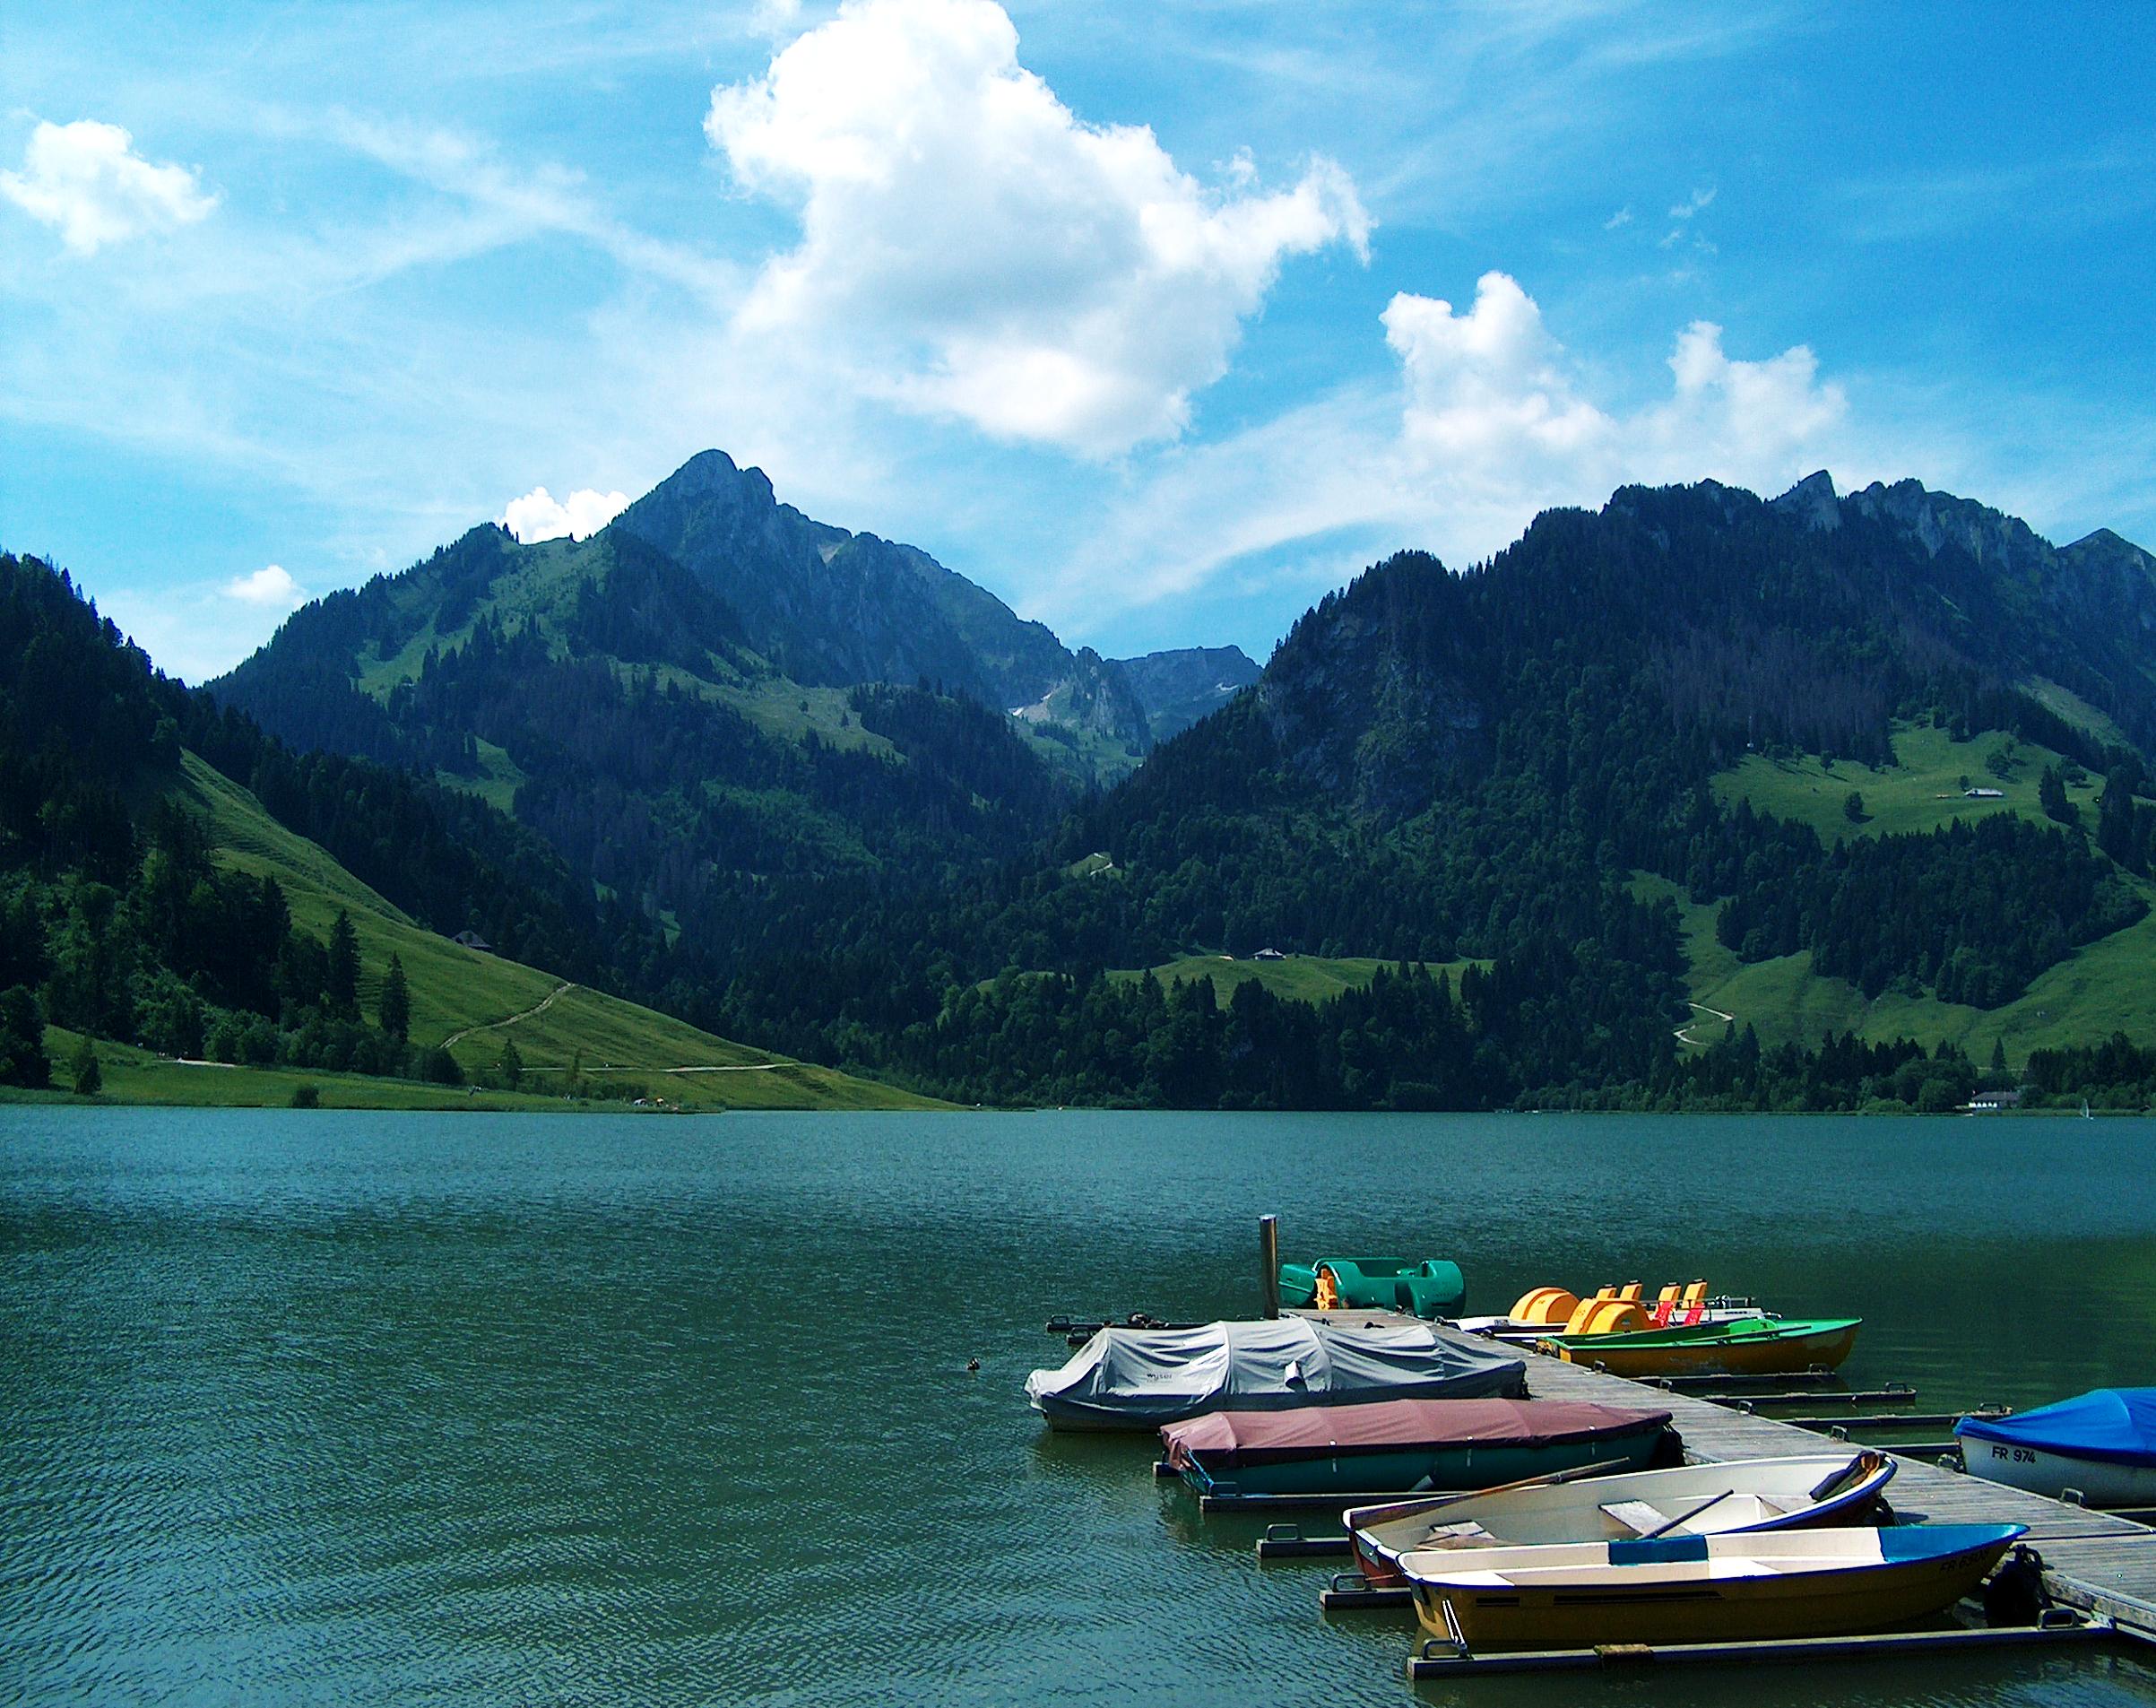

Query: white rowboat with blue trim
[1400,1522,2025,1650]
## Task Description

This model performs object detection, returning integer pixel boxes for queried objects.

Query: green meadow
[1711,719,2100,845]
[1635,869,2156,1065]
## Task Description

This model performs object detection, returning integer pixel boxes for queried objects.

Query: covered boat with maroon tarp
[1158,1397,1675,1497]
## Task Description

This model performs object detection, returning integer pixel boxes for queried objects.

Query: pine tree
[326,910,359,1011]
[2099,775,2139,869]
[2039,766,2076,828]
[0,984,49,1088]
[70,1036,100,1096]
[498,1036,523,1088]
[378,952,410,1042]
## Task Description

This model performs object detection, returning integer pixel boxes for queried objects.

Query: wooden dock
[1294,1311,2156,1636]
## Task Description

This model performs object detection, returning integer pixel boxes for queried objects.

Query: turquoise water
[4,1107,2155,1704]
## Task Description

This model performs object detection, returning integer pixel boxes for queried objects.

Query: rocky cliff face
[1112,646,1261,741]
[1777,471,2156,745]
[615,450,1150,754]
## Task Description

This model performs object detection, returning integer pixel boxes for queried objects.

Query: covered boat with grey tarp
[1025,1318,1527,1432]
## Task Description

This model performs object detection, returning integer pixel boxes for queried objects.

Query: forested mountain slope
[718,473,2156,1108]
[0,551,927,1108]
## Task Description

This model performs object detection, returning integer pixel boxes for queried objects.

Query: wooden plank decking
[1293,1310,2156,1634]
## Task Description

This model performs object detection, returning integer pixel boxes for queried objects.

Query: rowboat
[1157,1398,1671,1498]
[1401,1522,2025,1651]
[1956,1389,2156,1507]
[1541,1315,1860,1378]
[1025,1318,1526,1432]
[1346,1451,1895,1585]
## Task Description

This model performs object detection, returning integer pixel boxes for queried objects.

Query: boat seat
[1600,1500,1670,1536]
[1692,1494,1775,1528]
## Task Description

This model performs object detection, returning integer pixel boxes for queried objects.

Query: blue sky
[4,0,2154,681]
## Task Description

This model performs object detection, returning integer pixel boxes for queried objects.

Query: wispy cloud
[1826,148,2156,243]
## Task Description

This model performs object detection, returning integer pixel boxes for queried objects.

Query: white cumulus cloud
[705,0,1370,457]
[1381,271,1845,499]
[1386,273,1610,481]
[498,485,630,542]
[223,564,307,608]
[0,119,217,255]
[1640,321,1845,481]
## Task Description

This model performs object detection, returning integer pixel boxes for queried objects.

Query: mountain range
[9,447,2156,1112]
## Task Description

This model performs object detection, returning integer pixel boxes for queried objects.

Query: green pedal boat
[1542,1314,1861,1378]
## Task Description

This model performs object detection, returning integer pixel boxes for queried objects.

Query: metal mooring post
[1259,1214,1281,1318]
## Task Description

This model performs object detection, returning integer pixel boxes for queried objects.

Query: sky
[4,1,2154,683]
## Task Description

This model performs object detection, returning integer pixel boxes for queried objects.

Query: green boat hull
[1546,1316,1863,1378]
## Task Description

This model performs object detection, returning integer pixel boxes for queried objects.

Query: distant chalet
[1252,948,1287,961]
[1967,1089,2022,1112]
[1963,787,2006,800]
[452,930,494,953]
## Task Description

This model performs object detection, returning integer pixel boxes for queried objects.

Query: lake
[4,1107,2155,1704]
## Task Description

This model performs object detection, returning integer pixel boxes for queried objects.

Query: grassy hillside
[1635,869,2156,1065]
[1712,720,2101,844]
[1680,717,2156,1065]
[1113,952,1492,1004]
[26,1024,583,1112]
[157,751,940,1111]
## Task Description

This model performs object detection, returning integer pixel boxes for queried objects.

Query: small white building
[1964,787,2005,800]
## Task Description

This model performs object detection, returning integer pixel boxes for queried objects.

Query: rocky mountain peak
[1771,469,1841,532]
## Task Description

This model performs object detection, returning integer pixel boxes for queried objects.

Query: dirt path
[515,1060,787,1076]
[1674,1000,1736,1046]
[441,982,795,1075]
[441,981,575,1048]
